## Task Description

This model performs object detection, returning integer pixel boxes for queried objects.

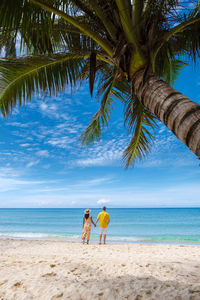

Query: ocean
[0,208,200,244]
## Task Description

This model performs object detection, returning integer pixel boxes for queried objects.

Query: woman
[81,208,96,244]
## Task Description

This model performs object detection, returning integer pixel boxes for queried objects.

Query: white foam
[0,232,81,241]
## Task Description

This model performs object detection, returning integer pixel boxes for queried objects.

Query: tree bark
[133,69,200,158]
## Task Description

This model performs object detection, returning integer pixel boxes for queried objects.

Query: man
[95,206,110,244]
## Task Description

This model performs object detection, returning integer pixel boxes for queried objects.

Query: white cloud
[75,157,108,167]
[46,136,77,149]
[20,143,30,147]
[39,102,60,119]
[73,177,114,188]
[49,103,57,111]
[36,150,49,157]
[97,198,111,205]
[7,122,27,127]
[0,167,20,178]
[40,102,48,111]
[0,177,46,192]
[26,160,40,168]
[6,121,39,128]
[0,167,51,193]
[42,164,51,169]
[73,137,128,167]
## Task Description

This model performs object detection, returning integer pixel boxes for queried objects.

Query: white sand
[0,239,200,300]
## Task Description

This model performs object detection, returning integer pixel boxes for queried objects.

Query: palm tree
[0,0,200,166]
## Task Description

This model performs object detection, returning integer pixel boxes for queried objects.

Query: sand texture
[0,239,200,300]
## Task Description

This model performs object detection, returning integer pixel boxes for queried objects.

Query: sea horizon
[0,207,200,209]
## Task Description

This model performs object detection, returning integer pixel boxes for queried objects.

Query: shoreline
[0,239,200,299]
[0,235,200,247]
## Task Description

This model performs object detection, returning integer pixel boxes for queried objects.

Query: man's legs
[103,234,106,244]
[99,234,102,244]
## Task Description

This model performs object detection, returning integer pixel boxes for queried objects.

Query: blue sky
[0,59,200,208]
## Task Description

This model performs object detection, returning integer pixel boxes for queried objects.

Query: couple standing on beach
[81,206,110,245]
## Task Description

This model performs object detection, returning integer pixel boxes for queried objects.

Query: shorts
[99,227,107,235]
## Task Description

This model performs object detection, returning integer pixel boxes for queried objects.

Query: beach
[0,239,200,299]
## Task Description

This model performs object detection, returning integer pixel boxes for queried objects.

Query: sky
[0,59,200,208]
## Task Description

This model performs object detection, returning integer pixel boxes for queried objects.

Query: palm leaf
[172,21,200,62]
[123,96,157,167]
[152,4,200,65]
[80,72,117,145]
[89,52,96,97]
[96,64,114,100]
[103,79,157,167]
[30,0,114,56]
[155,43,187,85]
[0,53,88,116]
[0,0,55,54]
[0,0,100,56]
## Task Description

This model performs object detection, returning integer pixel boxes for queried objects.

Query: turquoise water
[0,208,200,244]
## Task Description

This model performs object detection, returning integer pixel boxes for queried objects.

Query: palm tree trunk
[133,69,200,157]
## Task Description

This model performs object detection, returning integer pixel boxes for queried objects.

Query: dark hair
[103,206,106,211]
[85,213,90,219]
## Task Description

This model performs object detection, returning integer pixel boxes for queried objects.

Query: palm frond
[123,96,157,167]
[0,0,101,56]
[29,0,114,56]
[0,0,56,55]
[171,21,200,62]
[104,79,158,167]
[89,52,96,97]
[96,64,114,100]
[153,4,200,64]
[155,43,187,85]
[80,72,117,145]
[0,53,87,116]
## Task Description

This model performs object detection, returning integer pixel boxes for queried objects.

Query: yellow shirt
[97,211,110,228]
